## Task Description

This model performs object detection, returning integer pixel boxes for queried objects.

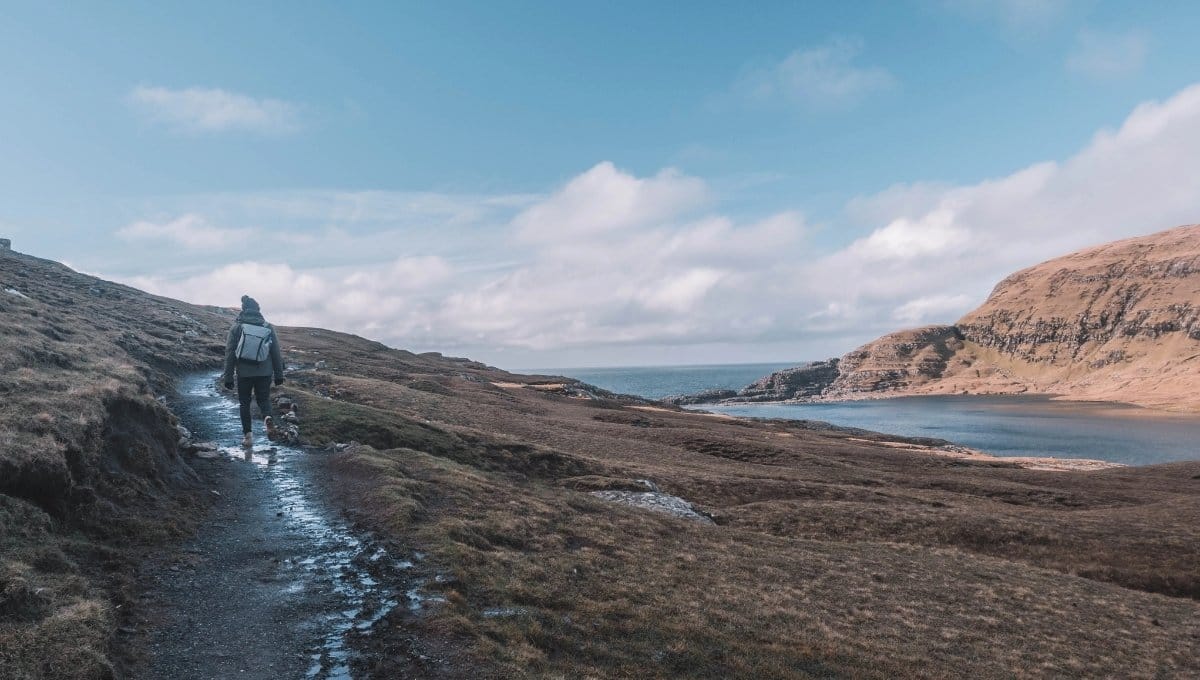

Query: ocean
[531,362,799,401]
[537,363,1200,466]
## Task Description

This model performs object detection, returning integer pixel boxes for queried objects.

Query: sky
[3,1,1200,369]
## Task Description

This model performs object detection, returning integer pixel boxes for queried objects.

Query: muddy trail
[130,373,424,679]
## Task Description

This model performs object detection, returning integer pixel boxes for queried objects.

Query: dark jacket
[222,310,285,383]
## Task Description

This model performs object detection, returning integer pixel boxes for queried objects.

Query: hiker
[222,295,285,447]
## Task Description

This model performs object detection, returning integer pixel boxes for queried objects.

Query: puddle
[175,373,422,679]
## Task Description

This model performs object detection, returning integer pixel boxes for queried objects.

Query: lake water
[540,364,1200,466]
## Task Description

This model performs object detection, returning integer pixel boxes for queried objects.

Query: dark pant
[237,376,273,434]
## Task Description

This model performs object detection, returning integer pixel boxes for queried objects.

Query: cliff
[678,223,1200,411]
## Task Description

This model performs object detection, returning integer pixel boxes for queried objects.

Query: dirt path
[131,373,405,679]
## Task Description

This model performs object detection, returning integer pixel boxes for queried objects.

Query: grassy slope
[0,250,232,678]
[278,333,1200,678]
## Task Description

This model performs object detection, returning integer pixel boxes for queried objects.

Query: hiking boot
[242,433,253,448]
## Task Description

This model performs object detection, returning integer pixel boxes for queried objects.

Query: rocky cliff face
[680,224,1200,412]
[824,325,966,398]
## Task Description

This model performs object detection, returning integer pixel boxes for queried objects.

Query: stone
[589,490,714,524]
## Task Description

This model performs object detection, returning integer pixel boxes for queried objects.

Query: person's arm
[270,326,285,384]
[222,323,241,387]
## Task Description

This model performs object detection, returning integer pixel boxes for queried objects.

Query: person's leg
[237,376,254,434]
[252,375,274,428]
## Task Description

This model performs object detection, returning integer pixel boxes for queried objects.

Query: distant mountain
[672,223,1200,412]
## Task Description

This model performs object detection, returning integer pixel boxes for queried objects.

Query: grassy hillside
[0,249,237,677]
[3,247,1199,678]
[282,333,1200,678]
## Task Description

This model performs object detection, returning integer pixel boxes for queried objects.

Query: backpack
[235,323,274,363]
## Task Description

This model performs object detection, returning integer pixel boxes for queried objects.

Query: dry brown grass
[270,332,1200,677]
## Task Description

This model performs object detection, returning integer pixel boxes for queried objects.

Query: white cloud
[1066,28,1148,79]
[847,209,969,261]
[735,37,897,110]
[803,82,1200,344]
[100,83,1200,364]
[128,86,300,134]
[942,0,1071,32]
[116,214,253,250]
[892,294,975,324]
[513,162,707,241]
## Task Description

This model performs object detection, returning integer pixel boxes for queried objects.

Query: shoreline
[658,401,1127,472]
[678,390,1200,418]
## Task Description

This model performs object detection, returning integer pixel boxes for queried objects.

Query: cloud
[128,86,300,134]
[101,83,1200,363]
[734,36,896,110]
[127,258,452,338]
[116,214,253,250]
[802,82,1200,344]
[892,294,975,324]
[1066,28,1148,79]
[513,162,707,241]
[942,0,1071,32]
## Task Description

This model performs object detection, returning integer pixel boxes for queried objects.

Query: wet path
[136,373,403,679]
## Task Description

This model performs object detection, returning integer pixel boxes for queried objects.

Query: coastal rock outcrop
[675,223,1200,412]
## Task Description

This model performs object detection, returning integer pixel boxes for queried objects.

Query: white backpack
[235,324,273,362]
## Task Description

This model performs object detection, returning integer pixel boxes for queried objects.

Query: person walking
[222,295,285,447]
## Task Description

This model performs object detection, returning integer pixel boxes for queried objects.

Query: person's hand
[274,377,285,386]
[224,380,234,390]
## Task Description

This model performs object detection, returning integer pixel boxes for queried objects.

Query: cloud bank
[117,83,1200,365]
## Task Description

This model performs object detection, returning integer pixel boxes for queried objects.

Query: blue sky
[4,1,1200,368]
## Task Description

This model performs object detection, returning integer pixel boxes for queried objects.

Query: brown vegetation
[280,330,1200,678]
[0,250,229,678]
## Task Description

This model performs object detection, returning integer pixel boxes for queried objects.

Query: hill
[1,243,1199,678]
[685,224,1200,412]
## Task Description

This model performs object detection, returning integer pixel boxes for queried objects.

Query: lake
[539,364,1200,466]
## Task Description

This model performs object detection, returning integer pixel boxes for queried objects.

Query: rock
[661,388,738,406]
[589,490,714,524]
[738,358,845,401]
[0,238,10,251]
[267,420,300,445]
[191,442,221,459]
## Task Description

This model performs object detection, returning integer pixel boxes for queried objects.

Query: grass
[0,250,231,678]
[278,342,1200,678]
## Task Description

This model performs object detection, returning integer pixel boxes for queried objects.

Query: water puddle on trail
[174,373,419,679]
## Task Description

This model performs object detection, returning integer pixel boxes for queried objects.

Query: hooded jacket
[222,300,285,383]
